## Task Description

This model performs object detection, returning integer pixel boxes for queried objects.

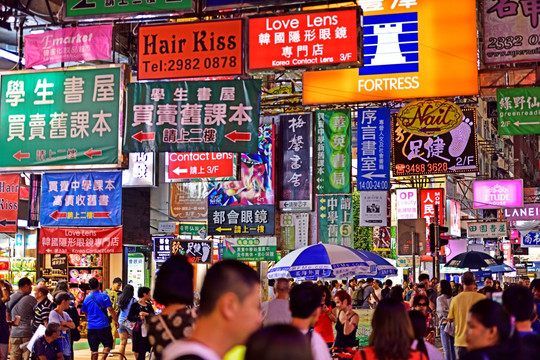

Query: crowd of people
[1,259,539,360]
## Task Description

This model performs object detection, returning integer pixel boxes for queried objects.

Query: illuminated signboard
[473,179,524,209]
[303,0,478,104]
[248,8,360,70]
[165,152,236,182]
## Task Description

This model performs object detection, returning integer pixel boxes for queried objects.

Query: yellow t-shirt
[447,291,486,347]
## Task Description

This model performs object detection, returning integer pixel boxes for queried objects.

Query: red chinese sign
[248,9,360,70]
[166,152,236,181]
[39,226,123,254]
[420,189,445,252]
[0,174,20,233]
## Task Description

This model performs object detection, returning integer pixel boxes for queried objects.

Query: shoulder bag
[90,293,113,324]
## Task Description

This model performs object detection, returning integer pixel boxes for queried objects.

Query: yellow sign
[303,0,478,104]
[397,100,463,136]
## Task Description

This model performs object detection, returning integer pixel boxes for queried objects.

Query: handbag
[444,321,455,337]
[90,293,113,324]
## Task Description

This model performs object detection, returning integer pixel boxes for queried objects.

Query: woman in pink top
[314,285,334,348]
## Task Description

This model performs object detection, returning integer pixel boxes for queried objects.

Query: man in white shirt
[290,283,332,360]
[261,278,291,327]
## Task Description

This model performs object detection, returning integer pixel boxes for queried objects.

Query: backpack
[352,286,365,307]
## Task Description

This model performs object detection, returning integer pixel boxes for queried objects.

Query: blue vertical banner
[357,108,390,191]
[40,171,122,226]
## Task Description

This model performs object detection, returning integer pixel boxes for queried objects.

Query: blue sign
[153,236,173,262]
[40,172,122,227]
[522,232,540,247]
[357,108,391,191]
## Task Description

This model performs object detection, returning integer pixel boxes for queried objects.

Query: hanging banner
[222,237,277,261]
[0,174,20,233]
[279,113,312,211]
[522,232,540,247]
[40,171,122,227]
[447,200,461,237]
[317,194,353,246]
[497,87,540,135]
[166,152,236,182]
[0,66,123,169]
[170,240,213,263]
[357,108,391,191]
[65,0,194,18]
[208,205,275,236]
[154,235,174,262]
[39,226,123,254]
[392,108,478,176]
[359,191,387,226]
[504,203,540,221]
[178,223,208,239]
[397,218,427,256]
[396,188,418,219]
[122,152,156,188]
[473,179,524,209]
[373,226,392,252]
[315,109,351,194]
[280,213,309,250]
[482,0,540,65]
[467,222,508,238]
[24,25,112,68]
[420,189,444,252]
[124,79,261,153]
[169,182,208,221]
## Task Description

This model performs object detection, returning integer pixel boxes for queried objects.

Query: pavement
[72,340,136,360]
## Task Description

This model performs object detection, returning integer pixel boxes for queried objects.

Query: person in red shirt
[314,285,334,348]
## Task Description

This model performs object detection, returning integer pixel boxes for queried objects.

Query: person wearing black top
[127,287,154,360]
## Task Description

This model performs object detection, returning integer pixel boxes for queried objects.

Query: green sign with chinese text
[497,87,540,135]
[178,223,207,238]
[223,237,277,261]
[318,194,353,246]
[65,0,194,18]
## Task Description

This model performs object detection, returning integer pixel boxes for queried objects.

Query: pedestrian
[418,274,437,310]
[314,285,334,348]
[289,283,331,360]
[406,283,416,302]
[116,285,136,358]
[530,279,540,333]
[412,294,435,344]
[494,281,502,292]
[267,279,275,300]
[49,292,75,360]
[34,323,63,360]
[147,255,196,360]
[81,278,119,360]
[389,285,410,310]
[0,280,12,360]
[51,282,79,360]
[127,287,154,360]
[7,277,37,360]
[360,278,376,309]
[162,260,262,360]
[409,310,444,360]
[521,276,531,288]
[436,280,455,360]
[331,280,342,295]
[261,278,291,327]
[478,277,494,296]
[380,279,392,300]
[33,286,55,332]
[245,324,312,360]
[330,290,358,350]
[105,277,122,353]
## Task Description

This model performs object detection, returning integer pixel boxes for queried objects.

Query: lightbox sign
[396,188,417,220]
[447,200,461,237]
[504,203,540,221]
[65,0,194,18]
[303,0,478,104]
[165,152,236,182]
[473,179,524,209]
[122,152,156,188]
[248,9,360,70]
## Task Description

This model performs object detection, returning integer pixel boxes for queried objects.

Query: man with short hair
[105,277,122,350]
[418,274,437,310]
[162,260,262,360]
[290,283,332,360]
[380,279,392,300]
[34,322,63,360]
[7,277,37,360]
[478,277,494,295]
[447,271,486,359]
[360,278,376,309]
[261,278,291,327]
[33,285,55,332]
[522,276,531,288]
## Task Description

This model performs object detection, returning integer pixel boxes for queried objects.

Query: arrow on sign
[172,167,188,176]
[225,131,251,142]
[94,212,111,218]
[448,165,477,171]
[132,131,156,143]
[13,150,30,161]
[515,121,540,126]
[362,172,386,180]
[84,148,102,158]
[46,249,52,253]
[0,219,16,227]
[216,226,232,232]
[49,210,68,221]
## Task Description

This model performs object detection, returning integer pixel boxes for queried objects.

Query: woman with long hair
[436,280,455,360]
[117,284,136,357]
[314,285,334,348]
[409,310,444,360]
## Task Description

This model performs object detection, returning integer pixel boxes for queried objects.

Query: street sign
[522,232,540,247]
[0,174,20,233]
[467,222,508,238]
[396,188,418,219]
[39,226,123,254]
[497,87,540,135]
[504,203,540,221]
[65,0,194,18]
[420,189,444,251]
[166,152,236,182]
[222,237,277,261]
[0,66,123,169]
[396,100,463,136]
[280,213,309,250]
[124,79,261,153]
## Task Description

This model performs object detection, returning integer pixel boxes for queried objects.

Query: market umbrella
[484,264,515,273]
[353,249,398,278]
[444,250,498,269]
[267,243,371,280]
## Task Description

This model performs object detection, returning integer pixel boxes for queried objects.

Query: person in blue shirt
[81,278,118,360]
[34,322,63,360]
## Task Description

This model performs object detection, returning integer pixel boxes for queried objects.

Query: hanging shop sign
[158,222,176,234]
[40,171,122,227]
[482,0,540,65]
[203,0,329,10]
[166,152,236,182]
[303,0,478,104]
[248,8,360,70]
[178,223,207,239]
[396,188,418,220]
[169,182,208,220]
[170,239,213,263]
[467,222,508,238]
[396,100,463,136]
[279,113,312,211]
[208,205,274,236]
[122,152,156,188]
[473,179,524,209]
[396,256,413,268]
[392,108,478,176]
[124,79,261,153]
[39,226,122,254]
[504,203,540,221]
[65,0,194,18]
[0,174,20,233]
[373,226,392,252]
[447,200,461,237]
[138,19,243,80]
[24,25,112,68]
[397,218,427,256]
[315,110,351,194]
[317,194,353,246]
[0,66,123,169]
[522,232,540,247]
[153,235,174,262]
[497,87,540,135]
[357,108,391,191]
[222,237,277,261]
[280,213,309,250]
[420,188,444,252]
[524,187,540,202]
[359,191,387,226]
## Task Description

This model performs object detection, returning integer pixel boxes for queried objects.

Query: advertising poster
[169,182,208,221]
[39,226,122,254]
[315,109,351,194]
[396,188,418,219]
[473,179,523,209]
[0,174,19,233]
[280,213,309,250]
[40,171,122,227]
[397,218,427,256]
[279,113,312,211]
[373,226,392,252]
[359,191,387,226]
[357,108,391,191]
[497,87,540,135]
[223,237,277,261]
[447,200,461,237]
[318,194,353,246]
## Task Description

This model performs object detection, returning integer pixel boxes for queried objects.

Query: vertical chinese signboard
[497,87,540,135]
[124,79,261,153]
[65,0,194,17]
[420,189,444,251]
[0,174,20,233]
[0,66,123,169]
[279,113,312,211]
[280,213,309,250]
[318,194,353,246]
[357,108,391,191]
[315,110,351,194]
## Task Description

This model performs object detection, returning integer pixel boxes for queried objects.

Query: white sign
[360,191,387,226]
[280,213,309,250]
[467,222,508,238]
[396,188,418,219]
[158,222,177,233]
[122,152,155,187]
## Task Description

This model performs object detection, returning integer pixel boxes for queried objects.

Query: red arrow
[13,150,30,161]
[93,212,111,218]
[132,131,155,143]
[49,210,67,221]
[84,148,102,158]
[225,131,252,142]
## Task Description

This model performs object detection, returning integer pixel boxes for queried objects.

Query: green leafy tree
[353,190,373,251]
